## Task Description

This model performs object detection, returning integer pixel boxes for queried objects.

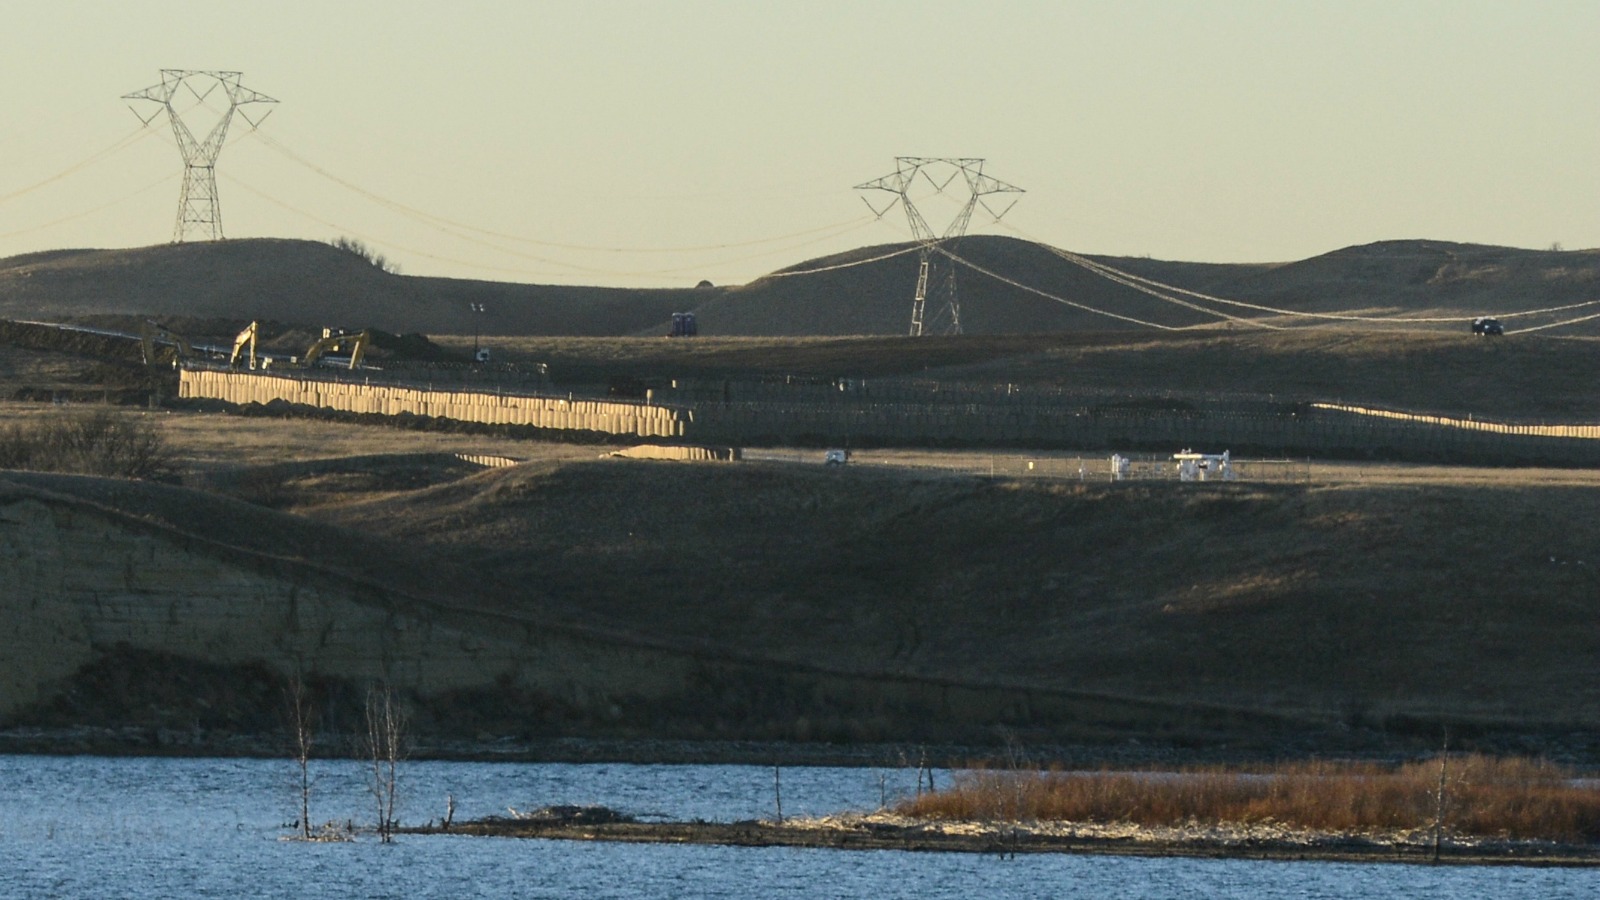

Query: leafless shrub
[0,409,175,480]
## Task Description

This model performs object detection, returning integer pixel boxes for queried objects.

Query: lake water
[0,754,1591,899]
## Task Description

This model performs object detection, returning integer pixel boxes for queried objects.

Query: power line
[933,243,1180,331]
[762,244,924,278]
[0,172,176,240]
[224,169,877,283]
[999,221,1600,331]
[247,130,876,255]
[0,124,157,207]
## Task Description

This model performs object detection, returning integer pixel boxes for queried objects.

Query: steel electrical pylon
[856,158,1023,336]
[124,70,277,242]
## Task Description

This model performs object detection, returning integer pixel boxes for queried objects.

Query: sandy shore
[411,811,1600,866]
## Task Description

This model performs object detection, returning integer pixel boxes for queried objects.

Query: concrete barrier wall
[1311,402,1600,439]
[181,369,687,439]
[608,445,740,462]
[455,453,521,468]
[180,369,1600,465]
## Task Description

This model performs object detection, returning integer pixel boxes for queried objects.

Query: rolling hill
[2,236,1597,338]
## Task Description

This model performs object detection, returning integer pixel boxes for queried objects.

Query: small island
[413,755,1600,866]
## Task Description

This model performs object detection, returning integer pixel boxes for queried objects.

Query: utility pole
[856,158,1023,336]
[469,302,486,361]
[124,69,277,242]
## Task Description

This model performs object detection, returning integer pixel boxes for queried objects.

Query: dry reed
[896,755,1600,843]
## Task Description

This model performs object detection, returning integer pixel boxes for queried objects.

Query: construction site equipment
[228,321,259,369]
[1173,449,1234,482]
[139,320,193,368]
[301,328,370,370]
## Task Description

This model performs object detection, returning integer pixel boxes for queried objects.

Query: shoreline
[410,812,1600,867]
[6,727,1596,771]
[0,727,1330,769]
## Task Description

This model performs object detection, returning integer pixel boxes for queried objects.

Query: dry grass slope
[299,458,1600,742]
[901,756,1600,842]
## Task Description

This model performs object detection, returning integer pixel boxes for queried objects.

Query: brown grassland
[900,755,1600,842]
[2,235,1600,764]
[2,323,1600,757]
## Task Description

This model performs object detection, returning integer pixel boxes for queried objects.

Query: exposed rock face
[1,476,1139,746]
[0,480,694,724]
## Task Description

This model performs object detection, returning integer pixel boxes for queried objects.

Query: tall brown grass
[896,756,1600,842]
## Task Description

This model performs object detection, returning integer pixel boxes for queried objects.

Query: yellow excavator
[300,328,370,370]
[228,321,259,369]
[139,320,193,368]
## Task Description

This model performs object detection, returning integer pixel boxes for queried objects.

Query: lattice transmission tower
[124,70,277,242]
[856,158,1022,336]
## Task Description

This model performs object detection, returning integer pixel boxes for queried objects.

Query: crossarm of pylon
[920,166,961,192]
[860,194,900,219]
[969,173,1024,197]
[225,85,278,106]
[978,197,1019,221]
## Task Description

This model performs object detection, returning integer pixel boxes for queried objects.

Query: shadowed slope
[311,458,1600,732]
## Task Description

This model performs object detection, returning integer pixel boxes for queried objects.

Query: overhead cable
[762,244,924,278]
[0,125,157,206]
[0,172,176,240]
[248,130,875,255]
[931,244,1180,330]
[1001,221,1600,328]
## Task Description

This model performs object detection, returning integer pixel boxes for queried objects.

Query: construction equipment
[228,321,259,369]
[139,320,193,368]
[301,328,370,369]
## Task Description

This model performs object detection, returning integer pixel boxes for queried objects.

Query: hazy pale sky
[3,1,1596,286]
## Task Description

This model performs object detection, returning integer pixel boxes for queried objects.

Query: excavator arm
[301,329,370,370]
[140,320,193,368]
[229,321,259,369]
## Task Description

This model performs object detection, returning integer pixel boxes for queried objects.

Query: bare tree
[1432,730,1452,863]
[285,675,317,840]
[364,683,408,842]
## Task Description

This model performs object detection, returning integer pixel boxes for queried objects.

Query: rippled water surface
[0,755,1591,899]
